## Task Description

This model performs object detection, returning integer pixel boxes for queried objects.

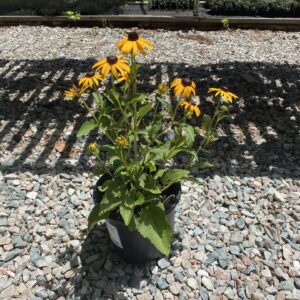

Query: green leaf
[161,169,190,186]
[179,148,198,160]
[99,114,113,129]
[92,92,104,108]
[150,142,171,161]
[143,175,161,194]
[193,161,214,169]
[77,119,98,137]
[88,203,103,230]
[185,176,203,185]
[166,148,182,160]
[202,114,212,132]
[120,190,145,225]
[93,167,106,177]
[148,161,156,172]
[96,179,126,217]
[138,103,152,119]
[120,205,133,226]
[100,145,116,153]
[127,93,147,105]
[136,202,172,256]
[181,124,195,147]
[97,194,121,217]
[220,105,229,113]
[108,155,121,164]
[108,89,120,102]
[155,169,166,179]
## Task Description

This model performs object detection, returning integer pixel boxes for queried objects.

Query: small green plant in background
[221,18,230,29]
[100,17,109,27]
[65,10,81,21]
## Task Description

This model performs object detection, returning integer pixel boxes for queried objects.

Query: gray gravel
[0,26,300,299]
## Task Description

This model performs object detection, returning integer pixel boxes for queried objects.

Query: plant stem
[81,99,99,125]
[131,53,138,160]
[199,98,222,151]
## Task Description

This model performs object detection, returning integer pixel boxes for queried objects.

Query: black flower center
[128,32,139,41]
[107,55,118,65]
[182,78,192,86]
[85,72,95,78]
[221,86,229,92]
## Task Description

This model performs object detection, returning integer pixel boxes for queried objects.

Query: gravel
[0,26,300,299]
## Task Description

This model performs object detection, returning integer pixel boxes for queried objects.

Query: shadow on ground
[0,58,299,178]
[59,224,162,299]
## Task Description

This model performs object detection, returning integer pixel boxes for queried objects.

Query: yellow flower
[179,100,201,117]
[64,84,87,100]
[117,32,153,56]
[115,136,128,148]
[208,87,238,103]
[170,78,196,99]
[79,72,104,89]
[88,143,97,153]
[117,72,130,83]
[93,55,130,79]
[157,83,169,95]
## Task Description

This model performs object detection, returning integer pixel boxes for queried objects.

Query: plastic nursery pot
[93,174,181,264]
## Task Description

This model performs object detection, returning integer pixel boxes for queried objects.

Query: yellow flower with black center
[208,87,238,103]
[117,32,153,57]
[115,136,128,148]
[64,84,87,100]
[157,83,169,95]
[79,72,104,89]
[179,100,201,117]
[88,143,97,153]
[93,55,130,79]
[170,78,196,99]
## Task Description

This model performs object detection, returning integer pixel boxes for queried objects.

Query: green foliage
[205,0,300,17]
[160,169,190,186]
[0,0,125,16]
[150,0,194,10]
[77,120,98,137]
[65,10,81,21]
[221,18,230,29]
[136,202,173,256]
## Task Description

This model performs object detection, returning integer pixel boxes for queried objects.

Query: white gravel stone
[187,278,198,290]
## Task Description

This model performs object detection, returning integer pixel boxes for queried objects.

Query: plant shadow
[0,58,299,179]
[70,224,160,299]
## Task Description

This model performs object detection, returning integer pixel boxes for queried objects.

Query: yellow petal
[136,41,146,55]
[118,62,130,73]
[93,58,107,69]
[132,41,138,57]
[101,64,110,78]
[117,37,128,49]
[174,85,184,96]
[121,41,133,55]
[171,78,181,88]
[139,38,153,50]
[194,106,200,117]
[111,65,119,78]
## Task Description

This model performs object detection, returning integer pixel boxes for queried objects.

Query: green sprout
[221,18,230,30]
[65,11,81,22]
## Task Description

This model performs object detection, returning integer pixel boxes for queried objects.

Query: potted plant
[64,32,238,263]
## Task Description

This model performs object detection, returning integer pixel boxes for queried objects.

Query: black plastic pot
[93,174,181,263]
